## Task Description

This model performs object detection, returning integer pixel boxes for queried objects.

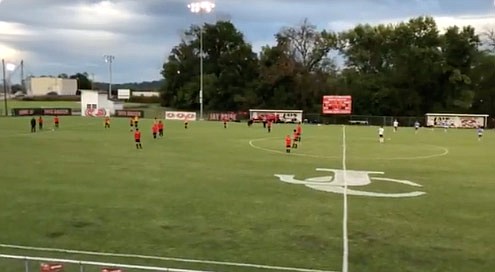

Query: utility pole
[2,59,7,116]
[20,60,24,93]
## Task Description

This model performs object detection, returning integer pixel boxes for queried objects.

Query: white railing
[0,254,213,272]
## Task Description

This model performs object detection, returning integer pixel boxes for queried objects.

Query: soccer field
[0,117,494,272]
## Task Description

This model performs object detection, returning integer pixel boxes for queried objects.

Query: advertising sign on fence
[101,269,123,272]
[208,112,237,121]
[425,113,488,128]
[114,110,144,118]
[249,109,303,123]
[11,108,72,116]
[165,111,196,121]
[322,95,352,114]
[40,263,64,272]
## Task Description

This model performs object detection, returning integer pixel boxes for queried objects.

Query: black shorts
[135,139,141,143]
[379,135,383,138]
[134,122,138,126]
[159,129,163,133]
[286,144,291,148]
[130,123,133,127]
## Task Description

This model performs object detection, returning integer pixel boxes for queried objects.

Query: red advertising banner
[40,263,64,272]
[322,95,352,114]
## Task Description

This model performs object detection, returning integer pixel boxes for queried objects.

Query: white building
[26,77,78,96]
[80,89,124,117]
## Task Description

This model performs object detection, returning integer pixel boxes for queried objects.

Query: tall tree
[160,21,258,111]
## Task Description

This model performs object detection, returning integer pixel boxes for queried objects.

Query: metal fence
[0,254,213,272]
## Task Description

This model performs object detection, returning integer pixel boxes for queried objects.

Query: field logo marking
[274,168,426,198]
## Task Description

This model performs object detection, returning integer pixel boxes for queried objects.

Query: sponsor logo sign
[165,111,196,121]
[11,108,72,116]
[275,168,425,198]
[114,110,144,118]
[40,263,64,272]
[208,112,237,121]
[85,108,107,117]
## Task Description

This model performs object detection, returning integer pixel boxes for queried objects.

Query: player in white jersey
[414,121,420,133]
[393,120,398,132]
[477,127,483,141]
[379,126,385,143]
[443,121,449,132]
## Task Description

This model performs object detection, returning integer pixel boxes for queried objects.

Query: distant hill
[94,80,164,91]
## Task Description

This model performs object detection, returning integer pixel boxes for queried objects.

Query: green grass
[0,117,494,272]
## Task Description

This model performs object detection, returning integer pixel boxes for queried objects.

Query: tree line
[160,16,495,116]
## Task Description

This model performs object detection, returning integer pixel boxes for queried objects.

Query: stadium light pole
[103,55,115,99]
[2,59,7,116]
[188,1,215,121]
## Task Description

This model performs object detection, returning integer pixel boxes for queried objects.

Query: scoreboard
[322,95,352,114]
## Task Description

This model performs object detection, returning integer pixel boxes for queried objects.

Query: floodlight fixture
[5,63,16,72]
[188,1,215,14]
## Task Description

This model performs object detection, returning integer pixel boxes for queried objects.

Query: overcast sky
[1,0,494,83]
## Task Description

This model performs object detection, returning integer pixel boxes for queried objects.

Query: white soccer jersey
[379,127,384,135]
[393,121,398,127]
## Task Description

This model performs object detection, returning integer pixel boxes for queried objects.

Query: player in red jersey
[267,120,272,133]
[53,116,60,129]
[223,117,228,128]
[38,116,43,130]
[292,129,298,149]
[152,123,158,139]
[134,128,142,149]
[285,135,291,153]
[296,123,302,142]
[158,120,164,137]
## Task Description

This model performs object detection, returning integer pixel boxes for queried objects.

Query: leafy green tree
[160,21,258,111]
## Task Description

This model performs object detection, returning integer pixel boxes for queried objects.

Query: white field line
[248,138,449,161]
[0,244,338,272]
[341,126,349,272]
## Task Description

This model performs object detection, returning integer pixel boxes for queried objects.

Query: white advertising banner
[117,89,130,100]
[165,111,196,121]
[425,113,488,128]
[249,109,303,123]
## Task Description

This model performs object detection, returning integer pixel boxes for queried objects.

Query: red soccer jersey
[152,124,159,133]
[297,125,302,134]
[285,136,291,146]
[38,117,43,123]
[54,117,59,123]
[134,131,141,140]
[158,122,164,129]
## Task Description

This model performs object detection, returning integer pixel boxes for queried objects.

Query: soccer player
[158,120,164,137]
[267,120,272,133]
[38,116,43,130]
[54,116,60,129]
[477,126,484,141]
[285,135,292,153]
[292,129,298,149]
[152,122,158,139]
[30,117,36,133]
[443,120,448,132]
[184,118,189,129]
[104,116,111,128]
[129,117,134,131]
[379,126,384,143]
[134,128,143,149]
[296,123,302,141]
[414,121,420,133]
[223,117,228,129]
[393,119,398,132]
[133,116,139,128]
